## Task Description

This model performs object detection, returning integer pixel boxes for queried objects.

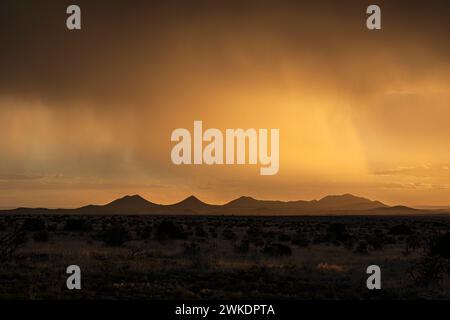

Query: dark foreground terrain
[1,214,450,299]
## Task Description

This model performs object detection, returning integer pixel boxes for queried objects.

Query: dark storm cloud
[0,0,449,107]
[0,0,171,105]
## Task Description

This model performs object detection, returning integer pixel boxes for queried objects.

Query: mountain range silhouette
[2,193,444,215]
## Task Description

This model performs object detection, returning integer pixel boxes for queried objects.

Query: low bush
[101,225,129,246]
[64,218,90,232]
[263,243,292,256]
[222,228,237,240]
[33,230,49,242]
[155,220,186,241]
[23,218,46,231]
[388,224,413,235]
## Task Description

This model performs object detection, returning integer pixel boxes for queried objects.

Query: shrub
[234,240,250,253]
[411,255,447,286]
[388,224,412,235]
[354,240,369,254]
[429,232,450,259]
[254,238,265,247]
[47,224,57,232]
[291,234,310,247]
[33,230,49,242]
[405,234,421,253]
[246,225,262,239]
[222,228,237,240]
[183,242,201,256]
[367,230,386,251]
[23,218,46,231]
[278,233,291,242]
[64,218,90,232]
[326,223,349,243]
[101,225,129,246]
[410,232,450,286]
[155,220,186,241]
[263,243,292,256]
[195,225,208,238]
[343,237,356,251]
[327,223,346,234]
[137,225,153,240]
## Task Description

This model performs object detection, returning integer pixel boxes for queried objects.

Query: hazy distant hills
[2,193,448,216]
[223,193,386,212]
[77,195,162,215]
[167,195,219,213]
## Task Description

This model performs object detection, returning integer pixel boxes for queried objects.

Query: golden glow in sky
[0,1,449,208]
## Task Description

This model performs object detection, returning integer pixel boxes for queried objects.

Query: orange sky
[0,0,449,208]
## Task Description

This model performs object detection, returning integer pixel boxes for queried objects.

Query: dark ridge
[170,195,212,208]
[1,193,445,216]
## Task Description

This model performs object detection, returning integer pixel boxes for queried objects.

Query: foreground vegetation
[1,214,450,299]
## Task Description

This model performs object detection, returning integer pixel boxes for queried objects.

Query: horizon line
[0,192,411,211]
[2,193,450,211]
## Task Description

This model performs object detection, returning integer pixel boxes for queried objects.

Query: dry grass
[1,214,450,299]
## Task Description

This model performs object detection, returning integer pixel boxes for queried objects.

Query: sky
[0,0,449,208]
